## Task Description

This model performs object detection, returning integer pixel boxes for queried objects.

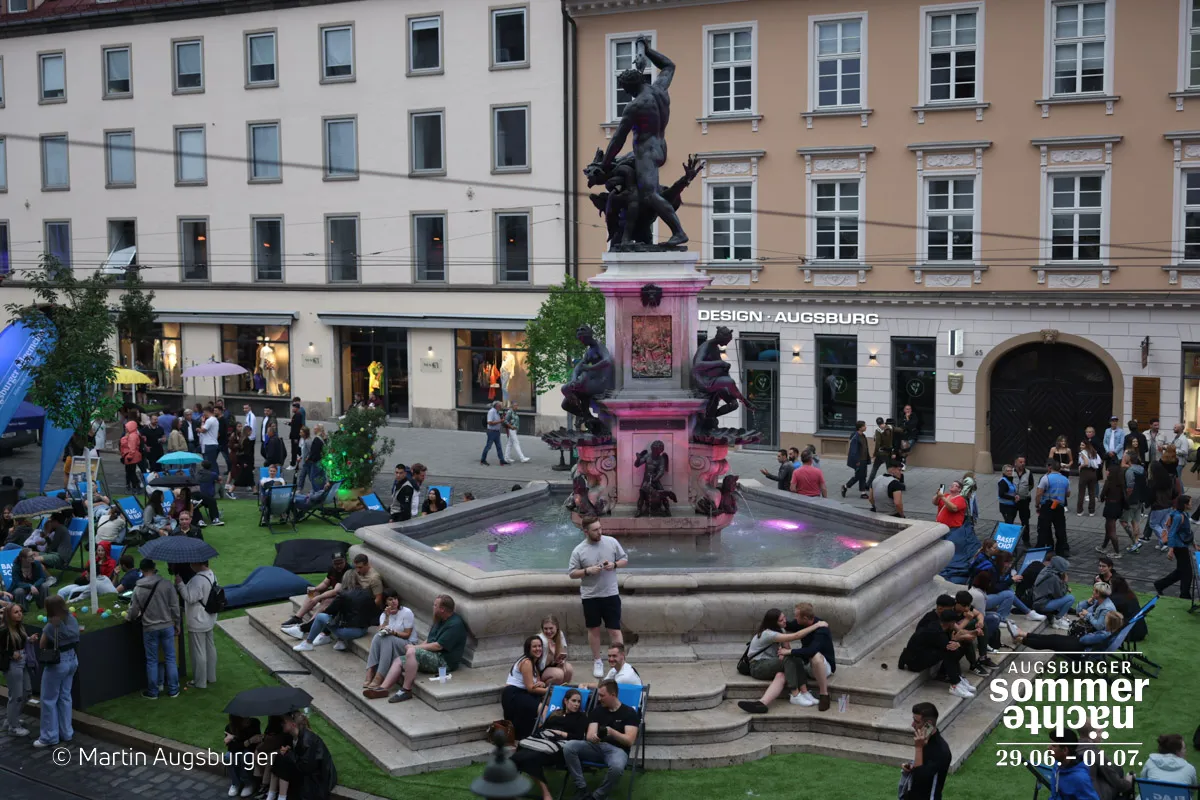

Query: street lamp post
[469,730,531,799]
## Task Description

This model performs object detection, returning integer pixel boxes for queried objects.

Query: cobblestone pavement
[0,723,231,799]
[4,423,1194,593]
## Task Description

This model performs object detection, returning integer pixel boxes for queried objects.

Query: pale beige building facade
[567,0,1200,472]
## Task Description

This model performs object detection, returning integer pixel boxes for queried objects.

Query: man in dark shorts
[568,516,629,679]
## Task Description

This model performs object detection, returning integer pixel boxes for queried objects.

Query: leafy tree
[321,406,395,491]
[524,276,606,394]
[115,269,158,364]
[4,256,124,435]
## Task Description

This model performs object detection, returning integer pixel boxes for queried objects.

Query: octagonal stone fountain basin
[350,480,953,668]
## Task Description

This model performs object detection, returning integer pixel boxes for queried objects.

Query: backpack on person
[200,574,227,614]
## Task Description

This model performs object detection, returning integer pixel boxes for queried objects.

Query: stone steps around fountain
[219,616,495,776]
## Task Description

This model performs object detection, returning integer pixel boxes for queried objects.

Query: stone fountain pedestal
[575,251,735,535]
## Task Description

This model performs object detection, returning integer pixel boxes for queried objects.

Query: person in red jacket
[119,420,144,491]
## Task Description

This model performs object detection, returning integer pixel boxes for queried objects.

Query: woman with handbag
[1014,609,1124,653]
[34,594,80,748]
[512,688,589,800]
[1,603,37,737]
[736,608,827,714]
[501,635,550,740]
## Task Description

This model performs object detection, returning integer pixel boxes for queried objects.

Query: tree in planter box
[321,407,395,497]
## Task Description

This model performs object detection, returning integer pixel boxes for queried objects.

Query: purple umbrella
[182,361,248,399]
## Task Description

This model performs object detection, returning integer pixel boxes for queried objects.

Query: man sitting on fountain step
[281,552,348,632]
[784,602,836,711]
[567,517,629,679]
[897,597,977,699]
[581,643,640,688]
[789,450,828,498]
[363,594,467,703]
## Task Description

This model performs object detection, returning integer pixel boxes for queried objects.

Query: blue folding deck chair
[67,517,89,569]
[360,493,385,512]
[1019,547,1052,573]
[1132,777,1198,800]
[993,522,1023,553]
[534,685,592,733]
[1191,552,1200,614]
[116,496,145,534]
[1122,596,1161,678]
[1027,762,1054,800]
[292,480,344,525]
[556,683,649,800]
[260,483,297,534]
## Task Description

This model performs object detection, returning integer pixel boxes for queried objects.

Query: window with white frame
[1188,0,1200,89]
[408,15,441,73]
[925,8,978,102]
[1184,171,1200,261]
[105,220,137,271]
[492,6,528,68]
[410,111,444,174]
[246,32,277,86]
[1051,1,1107,95]
[103,47,131,97]
[321,25,354,80]
[249,122,281,181]
[814,181,860,261]
[41,135,68,190]
[253,217,283,281]
[327,216,359,282]
[814,19,862,108]
[1050,174,1103,260]
[324,118,357,179]
[175,127,206,184]
[105,130,135,187]
[493,106,529,172]
[709,183,753,261]
[496,212,531,282]
[8,0,28,11]
[413,213,446,282]
[610,36,652,120]
[45,221,71,268]
[40,52,65,102]
[925,177,975,261]
[180,218,208,281]
[708,27,753,114]
[174,40,203,91]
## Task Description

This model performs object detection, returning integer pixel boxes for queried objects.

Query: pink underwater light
[762,519,804,532]
[491,521,532,535]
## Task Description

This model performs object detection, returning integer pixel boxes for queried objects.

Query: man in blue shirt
[1036,462,1071,556]
[1102,416,1126,470]
[1049,729,1101,800]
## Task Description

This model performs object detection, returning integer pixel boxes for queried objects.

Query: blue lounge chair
[116,496,145,531]
[993,522,1023,553]
[1123,597,1161,678]
[535,685,592,730]
[1026,762,1054,800]
[1132,777,1197,800]
[555,683,649,800]
[260,484,297,534]
[292,481,344,525]
[360,493,385,512]
[1019,547,1052,573]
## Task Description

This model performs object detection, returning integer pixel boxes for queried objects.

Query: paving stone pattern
[0,723,231,799]
[4,422,1193,592]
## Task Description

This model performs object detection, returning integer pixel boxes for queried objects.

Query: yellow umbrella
[113,367,152,385]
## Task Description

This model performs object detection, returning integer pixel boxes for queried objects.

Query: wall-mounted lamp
[792,344,801,363]
[307,342,314,350]
[868,352,878,364]
[428,346,435,357]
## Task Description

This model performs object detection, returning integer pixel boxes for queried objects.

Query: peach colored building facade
[567,0,1200,472]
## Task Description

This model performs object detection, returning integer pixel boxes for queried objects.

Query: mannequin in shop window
[477,358,501,402]
[162,341,178,389]
[501,352,516,404]
[258,340,278,395]
[368,361,384,397]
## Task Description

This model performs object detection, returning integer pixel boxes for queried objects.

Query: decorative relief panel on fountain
[631,315,673,379]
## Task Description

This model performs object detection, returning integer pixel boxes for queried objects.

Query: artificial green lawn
[63,502,1200,798]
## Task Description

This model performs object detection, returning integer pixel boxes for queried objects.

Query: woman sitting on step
[536,615,574,687]
[362,590,418,691]
[1014,609,1124,653]
[736,607,829,714]
[501,635,550,740]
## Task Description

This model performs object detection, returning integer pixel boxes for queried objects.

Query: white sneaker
[333,640,347,651]
[43,575,57,589]
[521,457,531,463]
[281,625,304,640]
[229,787,240,797]
[10,726,29,737]
[240,788,253,798]
[956,678,976,695]
[789,692,818,706]
[1025,610,1046,622]
[949,682,974,699]
[1052,618,1071,630]
[312,632,332,646]
[593,659,605,678]
[293,641,314,652]
[1005,620,1020,639]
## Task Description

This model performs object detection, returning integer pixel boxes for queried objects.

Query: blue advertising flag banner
[40,419,76,492]
[0,322,55,434]
[0,548,19,590]
[993,522,1023,554]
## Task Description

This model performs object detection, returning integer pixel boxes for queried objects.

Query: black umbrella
[148,474,199,488]
[340,509,391,532]
[139,535,219,563]
[224,686,313,717]
[12,495,73,517]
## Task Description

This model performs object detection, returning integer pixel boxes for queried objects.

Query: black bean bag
[273,538,350,574]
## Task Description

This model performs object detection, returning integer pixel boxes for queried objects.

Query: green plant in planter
[321,407,395,491]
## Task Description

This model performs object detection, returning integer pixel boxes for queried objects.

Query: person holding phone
[901,702,951,800]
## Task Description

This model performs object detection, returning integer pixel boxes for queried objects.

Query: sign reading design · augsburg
[699,310,881,326]
[947,373,964,394]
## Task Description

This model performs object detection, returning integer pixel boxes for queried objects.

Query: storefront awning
[317,312,533,331]
[153,310,298,326]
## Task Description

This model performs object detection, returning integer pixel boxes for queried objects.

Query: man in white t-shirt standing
[198,407,220,472]
[567,516,629,678]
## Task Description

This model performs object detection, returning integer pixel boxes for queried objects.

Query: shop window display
[221,324,291,396]
[338,327,409,417]
[119,323,182,392]
[892,338,936,438]
[816,335,857,433]
[455,330,532,409]
[1184,349,1200,433]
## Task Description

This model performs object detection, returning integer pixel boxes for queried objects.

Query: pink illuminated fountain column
[575,251,735,534]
